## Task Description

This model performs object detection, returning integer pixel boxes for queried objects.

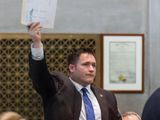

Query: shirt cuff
[31,42,44,60]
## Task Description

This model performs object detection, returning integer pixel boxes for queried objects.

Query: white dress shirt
[31,43,44,60]
[31,43,102,120]
[70,78,101,120]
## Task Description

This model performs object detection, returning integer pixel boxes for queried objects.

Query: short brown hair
[67,48,95,65]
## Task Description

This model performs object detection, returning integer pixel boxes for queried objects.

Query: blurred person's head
[122,112,141,120]
[0,112,25,120]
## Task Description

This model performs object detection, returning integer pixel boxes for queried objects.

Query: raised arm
[28,22,57,98]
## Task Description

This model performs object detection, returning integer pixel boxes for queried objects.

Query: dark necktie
[81,88,95,120]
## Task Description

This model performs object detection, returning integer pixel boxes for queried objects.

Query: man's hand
[28,22,42,48]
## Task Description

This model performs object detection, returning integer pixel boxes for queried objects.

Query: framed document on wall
[102,34,144,93]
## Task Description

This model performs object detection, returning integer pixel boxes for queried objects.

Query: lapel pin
[100,94,103,97]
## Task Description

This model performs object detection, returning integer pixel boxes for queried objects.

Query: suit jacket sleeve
[105,91,122,120]
[29,53,57,98]
[111,93,122,120]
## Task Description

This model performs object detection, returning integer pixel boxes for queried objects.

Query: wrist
[32,41,42,48]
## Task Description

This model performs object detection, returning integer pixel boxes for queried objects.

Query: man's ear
[69,64,76,73]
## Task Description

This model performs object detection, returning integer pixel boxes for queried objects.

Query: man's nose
[89,65,95,71]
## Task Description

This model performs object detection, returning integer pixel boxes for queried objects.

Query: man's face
[123,115,140,120]
[69,53,96,86]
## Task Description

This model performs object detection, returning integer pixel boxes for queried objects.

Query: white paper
[21,0,57,28]
[109,42,136,83]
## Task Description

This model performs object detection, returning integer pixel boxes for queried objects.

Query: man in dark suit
[28,22,122,120]
[142,88,160,120]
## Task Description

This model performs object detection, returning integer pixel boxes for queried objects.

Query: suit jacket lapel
[91,85,109,120]
[61,75,82,120]
[73,87,82,120]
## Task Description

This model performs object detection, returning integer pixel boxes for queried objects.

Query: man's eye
[83,63,89,66]
[92,64,96,67]
[82,63,96,67]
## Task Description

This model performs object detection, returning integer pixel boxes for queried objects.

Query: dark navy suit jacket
[142,88,160,120]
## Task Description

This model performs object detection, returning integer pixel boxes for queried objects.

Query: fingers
[29,22,42,31]
[28,22,42,34]
[27,22,42,42]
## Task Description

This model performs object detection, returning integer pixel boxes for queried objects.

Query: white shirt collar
[69,77,91,94]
